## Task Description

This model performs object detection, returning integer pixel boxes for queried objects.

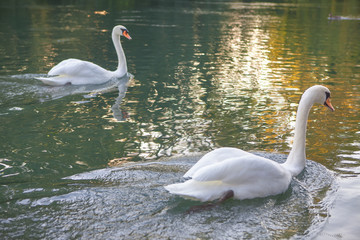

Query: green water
[1,0,360,239]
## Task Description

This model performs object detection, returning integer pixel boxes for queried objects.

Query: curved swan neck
[112,32,127,76]
[283,95,313,176]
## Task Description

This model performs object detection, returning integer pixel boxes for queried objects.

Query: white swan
[165,85,335,202]
[37,25,131,86]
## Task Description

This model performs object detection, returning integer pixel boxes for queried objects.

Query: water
[0,0,359,239]
[2,154,335,239]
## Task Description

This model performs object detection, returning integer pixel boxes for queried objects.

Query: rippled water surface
[3,154,335,239]
[1,0,360,239]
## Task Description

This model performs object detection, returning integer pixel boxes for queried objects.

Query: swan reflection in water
[42,73,133,122]
[0,73,133,122]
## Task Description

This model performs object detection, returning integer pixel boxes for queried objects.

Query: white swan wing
[192,155,288,184]
[166,155,291,201]
[37,59,112,85]
[184,147,251,178]
[49,59,108,76]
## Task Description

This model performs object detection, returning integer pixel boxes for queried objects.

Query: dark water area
[0,0,360,239]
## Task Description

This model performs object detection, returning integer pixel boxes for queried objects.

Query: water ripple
[0,153,336,239]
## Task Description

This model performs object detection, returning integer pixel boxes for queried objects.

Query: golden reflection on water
[183,11,296,155]
[123,14,358,173]
[139,4,360,176]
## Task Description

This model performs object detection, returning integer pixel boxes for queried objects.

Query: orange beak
[324,98,335,112]
[123,31,132,40]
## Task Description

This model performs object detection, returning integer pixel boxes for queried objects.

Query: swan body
[165,85,335,202]
[37,25,131,86]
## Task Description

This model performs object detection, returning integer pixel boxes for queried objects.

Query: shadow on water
[0,73,133,121]
[0,152,337,239]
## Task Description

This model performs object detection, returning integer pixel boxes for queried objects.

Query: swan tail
[165,180,224,202]
[36,76,70,86]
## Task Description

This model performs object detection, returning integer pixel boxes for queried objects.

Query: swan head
[302,85,335,111]
[113,25,132,40]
